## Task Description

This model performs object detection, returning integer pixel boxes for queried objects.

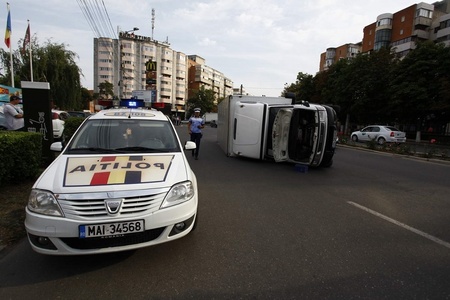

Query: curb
[337,144,450,165]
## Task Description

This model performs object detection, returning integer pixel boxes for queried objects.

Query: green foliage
[283,42,450,127]
[32,42,82,110]
[186,86,215,117]
[283,72,315,101]
[81,87,93,109]
[98,81,114,99]
[0,131,42,186]
[63,117,85,142]
[366,138,378,150]
[0,37,83,110]
[381,143,412,155]
[390,41,450,123]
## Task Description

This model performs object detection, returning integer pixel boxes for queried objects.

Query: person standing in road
[188,108,205,160]
[4,95,24,131]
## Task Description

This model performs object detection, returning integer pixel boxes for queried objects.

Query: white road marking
[347,201,450,249]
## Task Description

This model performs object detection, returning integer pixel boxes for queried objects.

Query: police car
[25,107,198,255]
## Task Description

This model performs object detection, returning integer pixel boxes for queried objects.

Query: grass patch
[0,178,35,248]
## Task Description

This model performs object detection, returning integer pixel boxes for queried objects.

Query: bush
[0,131,42,186]
[63,117,85,142]
[366,138,378,150]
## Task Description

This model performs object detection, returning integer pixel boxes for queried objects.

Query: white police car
[25,107,198,255]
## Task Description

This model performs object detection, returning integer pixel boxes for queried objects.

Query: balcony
[413,29,430,40]
[414,16,432,28]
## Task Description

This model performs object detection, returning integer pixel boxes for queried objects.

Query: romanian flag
[4,6,11,48]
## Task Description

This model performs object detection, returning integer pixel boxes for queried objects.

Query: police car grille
[60,227,166,249]
[59,193,166,219]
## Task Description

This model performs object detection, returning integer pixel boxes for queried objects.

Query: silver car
[351,125,406,145]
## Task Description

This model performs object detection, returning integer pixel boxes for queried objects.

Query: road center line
[347,201,450,249]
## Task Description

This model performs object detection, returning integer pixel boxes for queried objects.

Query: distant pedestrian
[4,95,24,131]
[188,108,205,160]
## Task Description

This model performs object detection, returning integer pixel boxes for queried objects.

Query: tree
[390,41,450,125]
[98,81,114,99]
[0,37,83,110]
[186,86,215,117]
[81,87,93,109]
[282,72,315,102]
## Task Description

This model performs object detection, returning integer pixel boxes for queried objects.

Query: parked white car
[52,110,70,139]
[25,107,198,255]
[351,125,406,144]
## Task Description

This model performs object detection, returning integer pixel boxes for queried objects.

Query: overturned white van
[217,94,338,167]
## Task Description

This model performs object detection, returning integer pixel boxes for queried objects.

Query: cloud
[4,0,416,96]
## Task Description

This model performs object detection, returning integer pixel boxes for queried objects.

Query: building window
[416,8,432,19]
[440,19,450,29]
[400,29,404,35]
[401,16,405,22]
[374,29,392,50]
[377,18,392,26]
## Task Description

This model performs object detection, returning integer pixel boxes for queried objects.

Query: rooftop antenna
[151,8,155,39]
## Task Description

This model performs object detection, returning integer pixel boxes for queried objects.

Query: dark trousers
[190,132,202,157]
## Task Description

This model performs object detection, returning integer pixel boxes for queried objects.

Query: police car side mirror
[184,141,196,150]
[50,141,63,152]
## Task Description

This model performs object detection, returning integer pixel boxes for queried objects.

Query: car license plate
[79,220,144,238]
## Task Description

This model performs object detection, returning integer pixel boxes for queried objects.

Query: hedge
[0,131,43,186]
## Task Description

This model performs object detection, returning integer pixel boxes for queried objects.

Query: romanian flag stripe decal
[125,171,141,184]
[64,155,174,187]
[90,172,111,185]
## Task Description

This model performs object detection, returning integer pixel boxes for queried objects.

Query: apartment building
[187,55,234,103]
[319,43,362,71]
[319,0,450,71]
[94,32,233,114]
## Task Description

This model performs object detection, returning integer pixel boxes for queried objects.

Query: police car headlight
[27,189,64,217]
[161,181,195,209]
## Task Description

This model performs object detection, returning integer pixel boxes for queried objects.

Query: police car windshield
[66,119,180,154]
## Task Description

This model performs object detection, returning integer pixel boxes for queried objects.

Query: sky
[2,0,417,97]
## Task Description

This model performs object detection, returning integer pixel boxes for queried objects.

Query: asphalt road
[1,126,450,299]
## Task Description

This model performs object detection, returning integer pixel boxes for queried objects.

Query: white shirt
[3,103,24,130]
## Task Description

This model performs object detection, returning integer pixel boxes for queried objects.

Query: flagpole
[27,20,33,81]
